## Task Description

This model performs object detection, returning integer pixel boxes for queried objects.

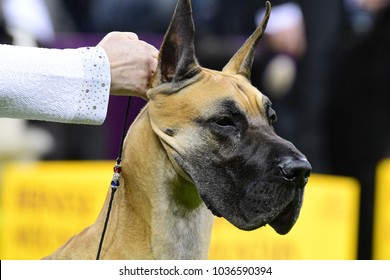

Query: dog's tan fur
[44,104,215,259]
[43,1,310,260]
[43,69,268,260]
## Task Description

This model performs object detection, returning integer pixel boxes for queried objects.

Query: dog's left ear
[223,1,271,80]
[151,0,201,88]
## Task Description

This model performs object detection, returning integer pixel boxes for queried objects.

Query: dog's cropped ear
[151,0,201,88]
[223,1,271,80]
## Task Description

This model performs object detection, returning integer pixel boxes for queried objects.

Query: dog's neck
[95,106,214,259]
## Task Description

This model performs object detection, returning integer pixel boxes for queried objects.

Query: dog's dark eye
[206,111,247,139]
[215,116,236,127]
[267,105,277,126]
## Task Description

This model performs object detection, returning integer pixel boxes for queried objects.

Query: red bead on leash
[113,165,122,173]
[110,163,122,189]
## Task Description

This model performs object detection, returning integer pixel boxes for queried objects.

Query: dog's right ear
[223,1,271,80]
[150,0,201,90]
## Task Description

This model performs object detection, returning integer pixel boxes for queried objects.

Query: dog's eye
[267,105,277,125]
[215,116,236,127]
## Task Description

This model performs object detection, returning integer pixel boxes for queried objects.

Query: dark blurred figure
[327,0,390,259]
[258,0,344,175]
[0,1,12,44]
[57,0,92,32]
[194,0,260,36]
[261,0,390,260]
[88,0,176,33]
[193,0,263,72]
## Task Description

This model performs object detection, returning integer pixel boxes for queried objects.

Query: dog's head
[146,0,311,235]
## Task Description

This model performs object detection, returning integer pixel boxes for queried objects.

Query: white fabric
[0,45,111,125]
[256,2,303,34]
[1,0,55,43]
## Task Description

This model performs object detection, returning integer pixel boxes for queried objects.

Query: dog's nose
[278,157,312,187]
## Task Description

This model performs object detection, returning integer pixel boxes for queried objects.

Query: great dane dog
[44,0,311,259]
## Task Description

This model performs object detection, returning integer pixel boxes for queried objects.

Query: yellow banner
[373,159,390,259]
[209,174,360,260]
[0,162,110,259]
[0,162,360,259]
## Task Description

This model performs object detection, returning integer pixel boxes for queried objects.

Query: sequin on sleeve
[73,46,111,125]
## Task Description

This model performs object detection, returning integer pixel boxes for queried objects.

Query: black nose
[278,157,312,186]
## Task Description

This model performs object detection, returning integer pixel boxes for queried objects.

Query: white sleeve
[0,44,111,125]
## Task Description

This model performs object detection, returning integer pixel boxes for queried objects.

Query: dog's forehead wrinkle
[199,82,265,129]
[224,77,267,123]
[262,95,272,107]
[215,99,243,116]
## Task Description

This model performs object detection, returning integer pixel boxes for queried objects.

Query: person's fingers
[104,31,139,41]
[121,32,139,40]
[151,48,159,59]
[139,40,159,57]
[138,41,159,73]
[150,54,158,74]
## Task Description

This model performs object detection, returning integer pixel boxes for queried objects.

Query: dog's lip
[268,196,299,235]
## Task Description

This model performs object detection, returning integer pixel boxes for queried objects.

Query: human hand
[98,32,159,99]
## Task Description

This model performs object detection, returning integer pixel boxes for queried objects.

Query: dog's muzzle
[278,156,311,187]
[267,155,311,234]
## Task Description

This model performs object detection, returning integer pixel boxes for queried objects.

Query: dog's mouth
[199,181,304,235]
[172,151,306,235]
[268,194,302,234]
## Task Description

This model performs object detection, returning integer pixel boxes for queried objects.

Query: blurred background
[0,0,389,260]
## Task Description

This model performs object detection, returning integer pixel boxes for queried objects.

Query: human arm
[0,44,110,124]
[0,32,158,125]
